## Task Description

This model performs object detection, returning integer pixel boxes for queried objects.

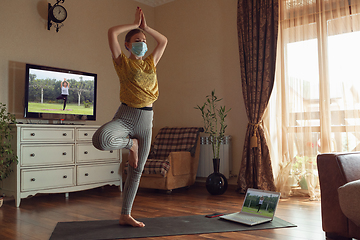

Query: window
[268,0,360,199]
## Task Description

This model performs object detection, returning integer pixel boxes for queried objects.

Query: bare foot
[128,138,139,168]
[119,214,145,227]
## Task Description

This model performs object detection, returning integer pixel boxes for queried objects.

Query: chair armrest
[317,153,360,235]
[338,179,360,227]
[168,152,192,176]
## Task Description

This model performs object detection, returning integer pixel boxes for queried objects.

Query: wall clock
[47,0,67,32]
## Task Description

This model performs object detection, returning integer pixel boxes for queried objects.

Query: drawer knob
[111,171,114,174]
[84,133,88,136]
[110,150,113,153]
[63,175,67,179]
[62,152,67,156]
[30,153,35,157]
[63,133,67,136]
[30,133,35,136]
[84,151,88,154]
[31,178,36,182]
[85,173,89,176]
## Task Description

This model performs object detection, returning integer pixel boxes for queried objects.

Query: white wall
[0,0,247,178]
[154,0,247,176]
[0,0,156,124]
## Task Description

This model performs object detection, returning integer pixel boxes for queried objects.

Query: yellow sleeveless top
[113,52,158,108]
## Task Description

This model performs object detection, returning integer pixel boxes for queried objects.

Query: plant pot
[299,176,308,190]
[206,158,228,195]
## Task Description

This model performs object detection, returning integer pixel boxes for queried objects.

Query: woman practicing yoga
[92,7,167,227]
[257,196,264,213]
[56,78,70,111]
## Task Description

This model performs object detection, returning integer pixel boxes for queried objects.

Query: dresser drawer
[21,128,74,142]
[76,128,97,141]
[77,163,121,185]
[21,167,75,191]
[21,144,74,166]
[76,144,119,162]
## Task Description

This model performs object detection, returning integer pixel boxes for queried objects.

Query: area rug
[49,215,296,240]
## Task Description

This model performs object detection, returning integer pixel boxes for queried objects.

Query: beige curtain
[236,0,278,193]
[266,0,360,200]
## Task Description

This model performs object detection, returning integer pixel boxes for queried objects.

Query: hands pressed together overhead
[134,7,147,30]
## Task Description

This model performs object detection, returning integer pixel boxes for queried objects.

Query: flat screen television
[24,63,97,121]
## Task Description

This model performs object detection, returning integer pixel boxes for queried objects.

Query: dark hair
[125,29,145,43]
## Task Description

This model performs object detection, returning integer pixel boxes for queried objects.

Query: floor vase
[206,158,228,195]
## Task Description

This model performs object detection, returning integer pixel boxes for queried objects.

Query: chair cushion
[338,179,360,227]
[148,127,201,160]
[124,159,170,177]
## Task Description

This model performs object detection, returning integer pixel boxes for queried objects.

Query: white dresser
[0,124,122,207]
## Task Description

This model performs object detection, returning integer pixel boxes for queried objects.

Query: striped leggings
[92,104,153,215]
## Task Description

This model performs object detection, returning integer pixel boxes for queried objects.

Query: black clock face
[52,5,67,23]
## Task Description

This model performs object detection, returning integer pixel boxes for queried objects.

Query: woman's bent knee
[92,129,108,150]
[92,134,104,150]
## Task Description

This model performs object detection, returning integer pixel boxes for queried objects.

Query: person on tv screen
[92,7,167,228]
[56,78,70,111]
[257,196,264,213]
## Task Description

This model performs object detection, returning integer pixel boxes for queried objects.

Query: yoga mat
[50,215,296,240]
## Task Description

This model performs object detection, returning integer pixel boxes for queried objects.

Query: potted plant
[195,90,231,195]
[0,103,18,205]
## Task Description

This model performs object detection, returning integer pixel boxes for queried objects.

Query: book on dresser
[0,124,122,207]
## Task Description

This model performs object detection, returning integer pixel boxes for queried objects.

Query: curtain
[236,0,279,193]
[267,0,360,200]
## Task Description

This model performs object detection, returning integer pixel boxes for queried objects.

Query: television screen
[25,64,97,121]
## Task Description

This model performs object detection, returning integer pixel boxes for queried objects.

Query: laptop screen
[240,188,281,219]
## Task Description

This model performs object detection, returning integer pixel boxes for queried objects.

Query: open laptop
[220,188,281,226]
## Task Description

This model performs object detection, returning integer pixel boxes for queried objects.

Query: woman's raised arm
[108,8,142,61]
[139,9,167,66]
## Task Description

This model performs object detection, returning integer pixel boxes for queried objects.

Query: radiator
[197,135,231,179]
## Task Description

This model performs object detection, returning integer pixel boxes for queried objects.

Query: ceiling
[133,0,175,7]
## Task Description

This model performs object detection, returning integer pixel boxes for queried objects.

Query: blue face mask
[130,42,148,57]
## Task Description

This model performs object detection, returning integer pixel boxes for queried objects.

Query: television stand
[0,124,122,207]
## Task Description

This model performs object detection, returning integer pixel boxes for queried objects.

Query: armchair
[317,152,360,239]
[124,127,203,192]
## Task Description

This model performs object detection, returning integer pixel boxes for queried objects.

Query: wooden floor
[0,183,325,240]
